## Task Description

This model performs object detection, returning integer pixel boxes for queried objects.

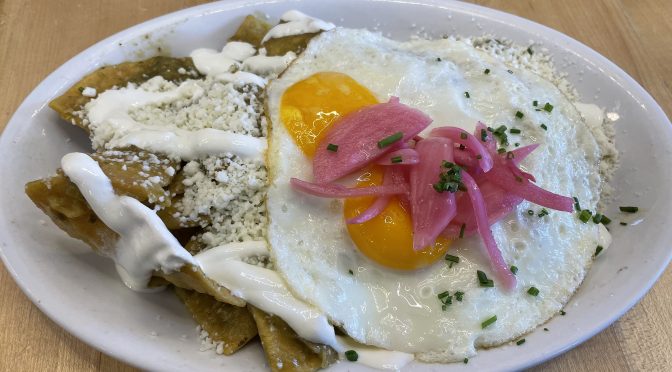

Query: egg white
[266,28,609,362]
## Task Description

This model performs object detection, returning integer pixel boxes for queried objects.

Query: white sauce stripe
[61,152,197,290]
[110,127,266,162]
[261,10,335,43]
[215,71,267,87]
[189,41,256,76]
[243,52,297,76]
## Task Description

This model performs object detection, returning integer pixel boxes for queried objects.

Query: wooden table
[1,0,670,370]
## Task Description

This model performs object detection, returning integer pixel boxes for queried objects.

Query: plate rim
[1,0,671,370]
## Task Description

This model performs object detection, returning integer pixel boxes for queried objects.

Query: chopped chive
[619,206,639,213]
[527,46,533,55]
[544,327,549,331]
[560,310,566,316]
[345,350,358,362]
[436,57,442,62]
[600,215,612,225]
[578,209,592,223]
[460,132,468,139]
[481,129,487,142]
[516,339,526,346]
[509,128,521,134]
[527,287,540,296]
[543,102,554,112]
[595,245,603,257]
[464,91,470,98]
[540,123,548,131]
[377,132,403,149]
[484,68,491,74]
[481,315,497,329]
[459,223,466,238]
[527,210,534,216]
[459,144,466,150]
[477,270,494,287]
[515,142,520,147]
[573,197,581,211]
[326,143,339,152]
[515,111,524,119]
[507,69,513,74]
[445,254,460,264]
[455,291,464,301]
[533,100,538,107]
[391,155,403,164]
[348,269,353,275]
[510,265,518,275]
[620,222,628,226]
[538,208,549,217]
[497,148,506,154]
[463,358,469,364]
[506,151,515,159]
[438,290,451,300]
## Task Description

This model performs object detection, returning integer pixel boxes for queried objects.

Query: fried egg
[266,28,611,362]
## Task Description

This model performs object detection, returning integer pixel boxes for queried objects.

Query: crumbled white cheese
[81,87,97,97]
[127,76,266,138]
[175,154,267,247]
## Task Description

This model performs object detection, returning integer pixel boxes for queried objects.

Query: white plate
[1,0,671,370]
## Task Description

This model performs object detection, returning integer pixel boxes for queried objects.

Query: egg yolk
[280,71,379,156]
[280,72,450,270]
[344,166,451,270]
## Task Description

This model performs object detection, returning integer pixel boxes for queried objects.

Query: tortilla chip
[175,287,258,355]
[90,149,178,207]
[229,15,273,47]
[263,33,319,57]
[249,306,338,372]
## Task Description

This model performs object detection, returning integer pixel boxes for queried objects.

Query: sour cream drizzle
[61,152,197,290]
[86,79,266,161]
[261,10,335,43]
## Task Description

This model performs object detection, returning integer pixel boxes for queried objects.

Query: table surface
[1,0,671,371]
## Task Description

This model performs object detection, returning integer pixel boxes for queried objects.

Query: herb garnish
[477,270,494,287]
[326,143,339,152]
[377,132,403,149]
[481,315,497,329]
[594,245,604,257]
[433,161,462,193]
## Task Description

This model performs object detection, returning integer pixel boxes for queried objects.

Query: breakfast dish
[8,3,654,371]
